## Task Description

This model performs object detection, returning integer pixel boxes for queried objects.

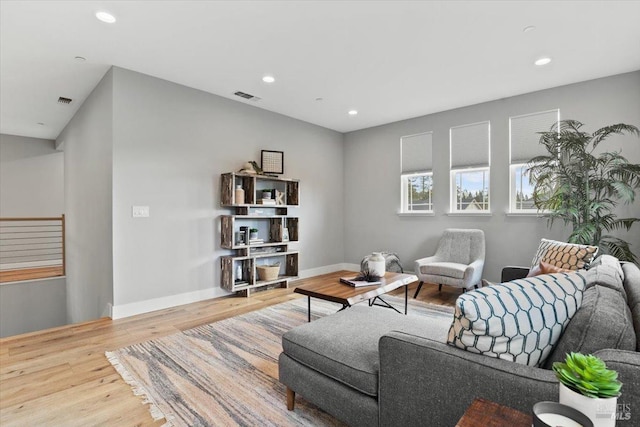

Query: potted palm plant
[553,352,621,427]
[527,120,640,262]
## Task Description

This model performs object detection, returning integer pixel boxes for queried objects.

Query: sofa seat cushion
[420,262,467,279]
[448,271,587,367]
[282,305,451,397]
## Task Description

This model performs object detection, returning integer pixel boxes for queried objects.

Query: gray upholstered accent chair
[413,228,485,298]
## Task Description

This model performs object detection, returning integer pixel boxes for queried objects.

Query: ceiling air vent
[233,91,261,102]
[57,97,72,104]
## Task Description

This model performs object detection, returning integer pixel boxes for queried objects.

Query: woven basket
[257,265,280,281]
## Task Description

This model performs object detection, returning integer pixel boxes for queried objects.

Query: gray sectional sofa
[278,257,640,426]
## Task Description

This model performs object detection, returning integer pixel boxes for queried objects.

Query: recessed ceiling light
[523,25,536,33]
[262,75,275,83]
[37,122,44,126]
[96,11,116,23]
[74,56,86,61]
[315,97,323,102]
[348,110,358,116]
[534,57,552,66]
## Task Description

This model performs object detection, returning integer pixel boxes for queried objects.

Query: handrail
[0,215,65,282]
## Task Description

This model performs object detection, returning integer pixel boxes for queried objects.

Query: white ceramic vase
[368,252,385,277]
[559,383,617,427]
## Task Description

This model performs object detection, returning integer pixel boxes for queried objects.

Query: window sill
[446,212,493,217]
[505,212,548,217]
[397,212,435,217]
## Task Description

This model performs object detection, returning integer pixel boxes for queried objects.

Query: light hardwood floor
[0,271,458,426]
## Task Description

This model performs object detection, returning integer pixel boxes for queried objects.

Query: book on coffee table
[340,277,381,287]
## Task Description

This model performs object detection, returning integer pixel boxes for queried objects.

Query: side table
[456,398,532,427]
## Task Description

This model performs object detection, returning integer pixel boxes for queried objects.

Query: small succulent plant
[552,352,622,398]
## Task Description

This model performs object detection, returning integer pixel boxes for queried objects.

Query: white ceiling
[1,1,640,140]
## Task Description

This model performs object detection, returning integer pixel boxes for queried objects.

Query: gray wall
[0,277,66,337]
[0,134,63,217]
[344,71,640,282]
[57,69,114,323]
[109,67,344,310]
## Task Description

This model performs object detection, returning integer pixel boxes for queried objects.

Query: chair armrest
[414,255,439,272]
[464,259,484,285]
[501,266,530,282]
[379,331,557,426]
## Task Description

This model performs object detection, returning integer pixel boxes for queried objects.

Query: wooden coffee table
[456,398,532,427]
[294,272,418,321]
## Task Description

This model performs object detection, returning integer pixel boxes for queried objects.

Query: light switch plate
[132,206,150,218]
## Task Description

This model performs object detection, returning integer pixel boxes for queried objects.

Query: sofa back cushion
[543,283,636,368]
[448,271,586,367]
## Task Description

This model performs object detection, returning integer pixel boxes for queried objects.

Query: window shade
[401,132,432,174]
[450,122,490,169]
[510,109,559,163]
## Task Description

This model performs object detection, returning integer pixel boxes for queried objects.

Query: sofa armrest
[501,266,530,282]
[379,331,557,427]
[594,349,640,426]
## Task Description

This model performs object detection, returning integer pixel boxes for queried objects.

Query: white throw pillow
[447,271,587,366]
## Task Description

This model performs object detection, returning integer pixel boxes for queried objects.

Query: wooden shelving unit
[220,172,300,297]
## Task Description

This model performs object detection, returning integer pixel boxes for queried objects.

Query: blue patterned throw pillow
[447,271,587,366]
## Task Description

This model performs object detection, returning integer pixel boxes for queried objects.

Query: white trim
[111,263,356,320]
[446,212,493,217]
[397,212,435,217]
[0,259,62,270]
[0,275,66,286]
[505,212,547,217]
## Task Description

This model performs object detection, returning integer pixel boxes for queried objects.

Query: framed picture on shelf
[261,150,284,174]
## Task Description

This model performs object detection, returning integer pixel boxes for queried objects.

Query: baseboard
[112,287,228,320]
[111,264,357,320]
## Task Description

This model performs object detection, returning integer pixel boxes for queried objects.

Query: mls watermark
[596,402,631,421]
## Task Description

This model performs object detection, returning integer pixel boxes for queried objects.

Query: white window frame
[509,163,538,213]
[450,167,490,213]
[508,109,559,213]
[401,171,433,213]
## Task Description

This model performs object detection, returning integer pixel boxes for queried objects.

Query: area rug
[106,295,454,426]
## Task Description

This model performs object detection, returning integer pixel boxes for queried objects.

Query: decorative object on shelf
[275,190,284,205]
[553,352,621,427]
[249,228,259,240]
[262,190,272,199]
[261,150,284,174]
[257,263,280,281]
[235,263,243,282]
[367,252,386,277]
[527,120,640,262]
[235,185,245,204]
[238,161,263,175]
[236,231,246,245]
[532,402,593,427]
[282,227,289,242]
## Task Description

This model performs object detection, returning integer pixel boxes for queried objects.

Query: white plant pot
[559,383,617,427]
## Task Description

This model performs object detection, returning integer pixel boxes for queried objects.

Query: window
[450,122,490,213]
[400,132,433,213]
[509,109,559,212]
[403,172,433,211]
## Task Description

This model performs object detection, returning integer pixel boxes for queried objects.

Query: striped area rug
[106,295,454,426]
